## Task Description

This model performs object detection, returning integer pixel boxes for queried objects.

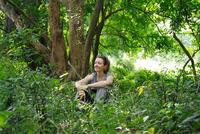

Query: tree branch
[173,32,197,82]
[176,48,200,91]
[131,6,164,36]
[0,0,24,28]
[185,18,200,47]
[104,8,123,20]
[7,0,37,26]
[85,0,102,45]
[0,0,50,60]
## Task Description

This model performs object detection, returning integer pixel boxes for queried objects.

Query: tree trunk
[4,17,15,33]
[1,0,120,80]
[84,0,102,75]
[65,0,103,80]
[0,0,24,29]
[92,5,123,66]
[49,0,68,75]
[92,33,100,66]
[66,0,85,80]
[92,20,105,66]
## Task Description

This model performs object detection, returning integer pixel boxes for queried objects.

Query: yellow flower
[148,127,155,134]
[137,86,144,96]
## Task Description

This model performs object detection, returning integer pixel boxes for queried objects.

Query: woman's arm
[87,75,114,89]
[75,74,93,90]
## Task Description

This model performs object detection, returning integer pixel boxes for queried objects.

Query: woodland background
[0,0,200,133]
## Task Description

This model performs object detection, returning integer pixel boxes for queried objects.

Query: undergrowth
[0,56,199,133]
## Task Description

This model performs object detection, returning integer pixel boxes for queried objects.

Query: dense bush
[0,57,199,133]
[0,29,45,70]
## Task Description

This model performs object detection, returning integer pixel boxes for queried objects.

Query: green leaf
[0,111,11,128]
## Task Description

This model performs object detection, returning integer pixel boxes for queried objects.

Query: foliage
[0,0,200,133]
[0,29,45,69]
[1,0,199,76]
[0,58,69,133]
[0,11,5,37]
[0,56,199,133]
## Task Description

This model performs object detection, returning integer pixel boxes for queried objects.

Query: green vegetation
[0,0,200,133]
[0,55,199,133]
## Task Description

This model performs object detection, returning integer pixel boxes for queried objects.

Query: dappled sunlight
[110,52,186,72]
[134,56,182,72]
[134,51,200,73]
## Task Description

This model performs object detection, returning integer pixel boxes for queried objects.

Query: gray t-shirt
[89,72,111,90]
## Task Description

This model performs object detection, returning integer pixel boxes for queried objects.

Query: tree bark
[65,0,103,80]
[65,0,122,80]
[84,0,102,75]
[66,0,85,80]
[0,0,24,29]
[92,7,105,65]
[1,0,120,80]
[92,6,123,65]
[49,0,68,75]
[4,16,15,33]
[92,34,100,66]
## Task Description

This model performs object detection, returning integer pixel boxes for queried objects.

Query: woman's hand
[78,85,89,90]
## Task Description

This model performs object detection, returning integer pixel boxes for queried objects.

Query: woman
[75,56,114,103]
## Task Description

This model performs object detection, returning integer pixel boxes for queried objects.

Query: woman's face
[94,57,105,73]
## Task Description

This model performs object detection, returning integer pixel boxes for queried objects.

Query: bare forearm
[75,74,93,89]
[88,81,111,88]
[75,74,113,90]
[75,81,86,89]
